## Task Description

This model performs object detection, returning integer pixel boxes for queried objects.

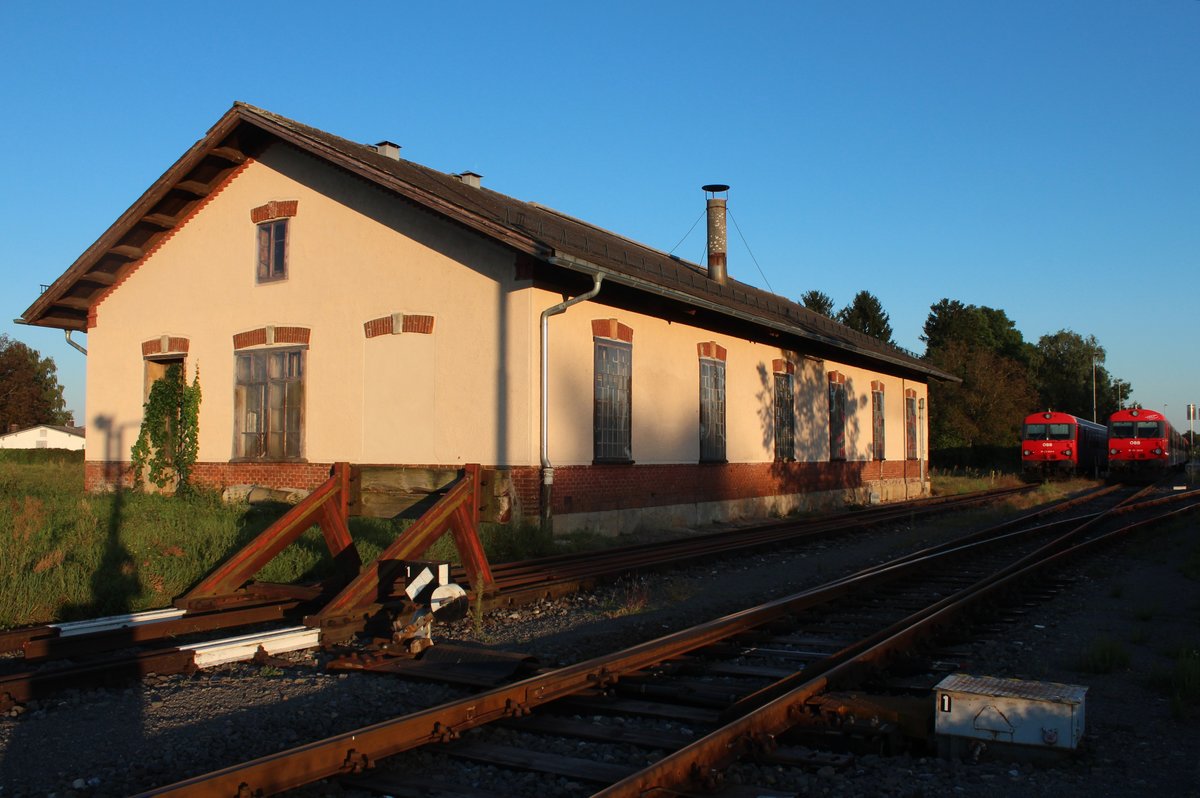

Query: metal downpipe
[539,273,604,532]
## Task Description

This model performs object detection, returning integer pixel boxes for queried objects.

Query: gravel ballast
[2,494,1198,797]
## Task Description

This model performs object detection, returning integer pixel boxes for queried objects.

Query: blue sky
[2,1,1197,432]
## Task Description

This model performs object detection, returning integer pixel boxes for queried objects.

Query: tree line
[801,290,1132,466]
[0,334,71,433]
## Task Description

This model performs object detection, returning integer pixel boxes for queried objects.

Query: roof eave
[547,251,959,383]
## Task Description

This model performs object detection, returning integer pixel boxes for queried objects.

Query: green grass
[0,462,579,630]
[1074,636,1131,674]
[1148,646,1200,719]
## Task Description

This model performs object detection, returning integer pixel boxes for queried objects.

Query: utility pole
[1091,357,1097,423]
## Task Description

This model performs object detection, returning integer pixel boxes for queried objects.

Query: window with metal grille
[872,388,885,460]
[774,372,794,461]
[829,380,847,461]
[594,340,632,462]
[256,219,288,282]
[234,347,304,460]
[699,358,726,462]
[906,396,918,460]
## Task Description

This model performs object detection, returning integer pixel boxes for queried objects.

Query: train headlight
[1023,450,1032,457]
[1063,449,1072,457]
[1153,447,1163,455]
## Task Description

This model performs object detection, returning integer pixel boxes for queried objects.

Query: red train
[1020,411,1107,479]
[1106,407,1187,480]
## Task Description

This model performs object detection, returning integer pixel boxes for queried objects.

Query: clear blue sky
[2,1,1197,432]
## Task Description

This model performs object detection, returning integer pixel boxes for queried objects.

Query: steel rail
[134,484,1143,797]
[594,487,1200,796]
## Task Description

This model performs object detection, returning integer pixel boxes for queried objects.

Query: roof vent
[703,184,730,285]
[457,171,482,188]
[374,141,401,160]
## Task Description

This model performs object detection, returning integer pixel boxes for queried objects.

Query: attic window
[251,201,298,284]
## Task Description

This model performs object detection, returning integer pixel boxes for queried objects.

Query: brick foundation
[509,459,924,520]
[84,458,925,526]
[85,460,333,493]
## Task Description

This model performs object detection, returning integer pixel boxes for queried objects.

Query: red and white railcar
[1020,411,1107,479]
[1106,407,1186,480]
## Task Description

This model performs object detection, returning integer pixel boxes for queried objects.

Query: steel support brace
[309,464,496,628]
[176,463,358,610]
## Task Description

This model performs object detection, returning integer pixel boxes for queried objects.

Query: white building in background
[0,424,86,450]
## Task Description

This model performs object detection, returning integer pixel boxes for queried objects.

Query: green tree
[800,289,835,317]
[837,290,894,344]
[921,299,1030,364]
[0,334,70,431]
[1032,331,1132,423]
[927,340,1039,449]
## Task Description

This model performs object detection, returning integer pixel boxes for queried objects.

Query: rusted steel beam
[309,466,494,627]
[176,463,355,610]
[21,602,297,661]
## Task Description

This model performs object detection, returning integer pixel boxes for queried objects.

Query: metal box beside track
[934,674,1087,756]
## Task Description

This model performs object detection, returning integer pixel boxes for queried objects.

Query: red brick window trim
[250,200,299,223]
[592,318,633,343]
[828,370,846,385]
[697,341,727,361]
[772,358,795,375]
[363,314,436,338]
[142,336,190,358]
[234,326,311,350]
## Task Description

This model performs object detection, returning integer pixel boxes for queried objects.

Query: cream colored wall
[87,143,534,467]
[536,291,929,466]
[0,427,85,450]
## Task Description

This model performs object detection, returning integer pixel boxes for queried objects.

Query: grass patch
[0,462,606,630]
[1148,646,1200,719]
[603,576,651,618]
[1074,636,1131,674]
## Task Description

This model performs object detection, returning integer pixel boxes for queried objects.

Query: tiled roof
[22,102,954,382]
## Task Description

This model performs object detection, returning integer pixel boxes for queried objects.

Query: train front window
[1110,421,1135,439]
[1024,424,1046,440]
[1135,421,1163,438]
[1048,424,1072,440]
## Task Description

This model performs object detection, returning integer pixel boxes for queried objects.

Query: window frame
[256,218,289,283]
[871,385,885,461]
[905,392,919,460]
[773,371,795,462]
[593,338,633,464]
[828,373,847,462]
[232,346,306,462]
[699,357,727,463]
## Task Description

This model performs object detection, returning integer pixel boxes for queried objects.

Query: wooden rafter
[174,179,211,197]
[141,213,177,229]
[108,244,145,260]
[77,271,118,286]
[209,146,247,164]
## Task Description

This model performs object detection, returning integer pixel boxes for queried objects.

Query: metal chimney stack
[703,184,729,285]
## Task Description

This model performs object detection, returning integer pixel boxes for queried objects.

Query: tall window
[774,371,794,461]
[829,372,847,461]
[594,339,632,462]
[871,382,885,461]
[235,348,304,459]
[905,390,918,460]
[699,357,726,462]
[257,219,288,282]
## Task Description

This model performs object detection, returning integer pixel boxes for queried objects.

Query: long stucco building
[20,103,955,534]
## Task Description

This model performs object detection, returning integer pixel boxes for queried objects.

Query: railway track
[133,481,1200,797]
[0,484,1035,711]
